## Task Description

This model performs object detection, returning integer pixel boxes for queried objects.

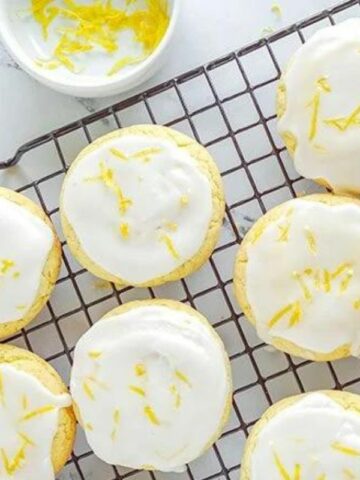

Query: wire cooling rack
[1,1,360,479]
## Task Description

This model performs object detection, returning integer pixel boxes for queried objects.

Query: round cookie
[60,125,225,287]
[0,344,76,479]
[70,299,232,472]
[277,18,360,194]
[0,187,61,339]
[241,390,360,480]
[234,193,360,361]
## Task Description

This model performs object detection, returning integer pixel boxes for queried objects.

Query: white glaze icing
[70,304,231,472]
[245,198,360,355]
[61,134,213,284]
[278,18,360,193]
[0,197,54,324]
[249,393,360,480]
[0,364,71,480]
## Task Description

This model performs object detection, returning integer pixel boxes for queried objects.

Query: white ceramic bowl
[0,0,179,98]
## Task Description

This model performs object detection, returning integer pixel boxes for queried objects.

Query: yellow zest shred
[282,131,297,155]
[317,76,331,93]
[83,381,95,401]
[180,195,189,207]
[307,92,321,141]
[1,434,33,476]
[273,452,291,480]
[119,222,130,239]
[268,301,302,328]
[13,272,21,279]
[31,0,59,40]
[293,464,301,480]
[304,227,317,254]
[251,223,268,245]
[132,147,162,162]
[113,409,120,424]
[88,375,108,390]
[332,441,360,457]
[271,3,282,18]
[129,385,146,397]
[277,222,290,242]
[164,221,178,232]
[340,270,353,292]
[353,299,360,310]
[313,144,327,154]
[343,468,356,479]
[18,432,35,447]
[331,263,352,280]
[0,259,15,275]
[323,269,331,293]
[16,305,27,311]
[88,350,102,360]
[111,428,117,442]
[293,272,312,301]
[175,369,192,387]
[20,405,55,422]
[169,384,181,408]
[108,55,144,76]
[85,422,93,431]
[324,105,360,132]
[110,147,127,160]
[316,475,326,480]
[160,234,180,260]
[144,405,160,425]
[87,160,133,215]
[33,0,170,75]
[135,363,146,376]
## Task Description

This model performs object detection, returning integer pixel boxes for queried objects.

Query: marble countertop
[0,0,344,162]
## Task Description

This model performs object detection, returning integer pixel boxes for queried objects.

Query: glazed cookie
[70,299,232,472]
[277,18,360,194]
[60,125,224,287]
[0,344,76,479]
[241,391,360,480]
[234,194,360,361]
[0,187,61,339]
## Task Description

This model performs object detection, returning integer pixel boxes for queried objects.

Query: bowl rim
[0,0,179,93]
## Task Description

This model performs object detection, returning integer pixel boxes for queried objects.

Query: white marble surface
[0,0,348,162]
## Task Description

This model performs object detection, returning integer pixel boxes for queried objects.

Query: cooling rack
[1,1,360,479]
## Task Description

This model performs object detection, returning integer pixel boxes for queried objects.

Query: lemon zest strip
[20,405,55,421]
[144,405,160,425]
[129,385,146,397]
[332,441,360,456]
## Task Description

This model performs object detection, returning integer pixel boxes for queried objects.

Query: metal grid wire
[1,1,360,478]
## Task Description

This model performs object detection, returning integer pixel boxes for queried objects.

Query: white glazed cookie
[277,19,360,194]
[0,188,61,339]
[241,391,360,480]
[0,345,75,479]
[60,125,224,287]
[70,300,232,472]
[234,194,360,361]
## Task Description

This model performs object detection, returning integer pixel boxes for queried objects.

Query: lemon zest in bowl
[32,0,170,75]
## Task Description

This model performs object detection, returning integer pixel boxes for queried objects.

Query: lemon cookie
[277,19,360,194]
[60,125,224,287]
[234,193,360,361]
[0,344,76,479]
[241,390,360,480]
[70,299,232,472]
[0,187,61,339]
